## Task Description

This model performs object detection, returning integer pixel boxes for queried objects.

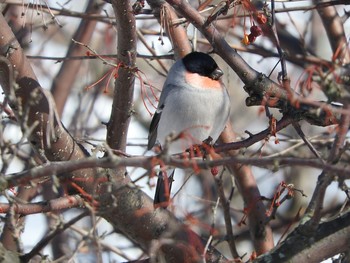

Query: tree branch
[0,195,84,215]
[254,211,350,263]
[107,0,137,151]
[314,0,350,64]
[0,13,97,193]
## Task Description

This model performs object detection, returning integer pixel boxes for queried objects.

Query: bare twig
[0,195,85,215]
[214,169,240,260]
[292,122,324,161]
[305,103,350,230]
[20,211,89,262]
[51,0,104,116]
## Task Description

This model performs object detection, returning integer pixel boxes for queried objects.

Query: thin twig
[292,122,325,161]
[20,211,89,262]
[214,169,240,260]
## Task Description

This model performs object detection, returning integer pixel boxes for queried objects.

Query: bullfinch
[148,51,231,207]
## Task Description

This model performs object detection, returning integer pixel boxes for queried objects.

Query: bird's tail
[154,169,175,208]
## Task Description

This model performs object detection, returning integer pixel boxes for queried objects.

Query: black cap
[182,52,222,80]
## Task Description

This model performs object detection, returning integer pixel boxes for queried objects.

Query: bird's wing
[147,77,181,150]
[147,105,163,150]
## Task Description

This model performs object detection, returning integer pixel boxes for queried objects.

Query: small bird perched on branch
[148,51,231,207]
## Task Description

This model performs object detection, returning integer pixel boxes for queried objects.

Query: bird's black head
[182,52,223,80]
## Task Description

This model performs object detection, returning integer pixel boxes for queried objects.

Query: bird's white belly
[157,87,230,154]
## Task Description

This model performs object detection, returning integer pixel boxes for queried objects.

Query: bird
[148,51,231,207]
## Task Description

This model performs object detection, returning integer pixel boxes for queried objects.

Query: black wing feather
[147,110,162,150]
[154,169,175,207]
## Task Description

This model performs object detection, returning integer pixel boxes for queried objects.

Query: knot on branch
[244,73,289,110]
[243,73,342,126]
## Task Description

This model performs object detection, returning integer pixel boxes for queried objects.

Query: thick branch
[99,184,227,262]
[254,211,350,263]
[107,0,137,151]
[315,1,350,64]
[221,124,274,255]
[0,14,95,192]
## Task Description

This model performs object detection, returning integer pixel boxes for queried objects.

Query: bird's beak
[211,68,223,80]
